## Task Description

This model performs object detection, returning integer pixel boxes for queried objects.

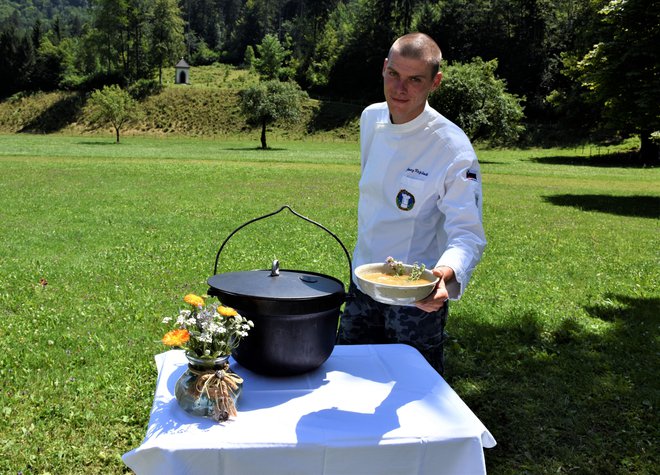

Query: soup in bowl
[354,262,439,306]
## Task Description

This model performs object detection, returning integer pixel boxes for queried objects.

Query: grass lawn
[0,134,658,474]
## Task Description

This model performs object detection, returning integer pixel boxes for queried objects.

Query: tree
[239,80,308,149]
[92,0,130,77]
[224,0,277,65]
[32,37,71,92]
[149,0,185,85]
[125,0,153,80]
[320,0,394,103]
[243,44,255,69]
[0,26,35,98]
[429,58,525,145]
[305,1,356,88]
[577,0,660,161]
[92,0,156,83]
[253,33,293,80]
[180,0,225,54]
[543,0,606,143]
[86,84,139,143]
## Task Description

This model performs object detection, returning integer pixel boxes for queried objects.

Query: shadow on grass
[543,194,660,219]
[76,140,120,145]
[447,294,658,473]
[221,147,287,151]
[19,93,86,133]
[529,151,657,168]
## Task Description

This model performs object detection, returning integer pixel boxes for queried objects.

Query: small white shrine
[175,58,190,84]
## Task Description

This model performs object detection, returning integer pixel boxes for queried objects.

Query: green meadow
[0,133,658,474]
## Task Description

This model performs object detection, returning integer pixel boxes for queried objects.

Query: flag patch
[466,169,478,181]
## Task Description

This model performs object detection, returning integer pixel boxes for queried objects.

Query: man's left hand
[415,266,452,313]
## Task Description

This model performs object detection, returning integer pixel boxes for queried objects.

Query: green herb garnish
[386,256,426,281]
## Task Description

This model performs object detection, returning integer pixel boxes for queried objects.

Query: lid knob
[270,259,280,277]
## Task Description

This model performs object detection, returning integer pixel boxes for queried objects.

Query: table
[122,344,496,475]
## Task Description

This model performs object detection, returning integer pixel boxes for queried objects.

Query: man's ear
[431,71,443,92]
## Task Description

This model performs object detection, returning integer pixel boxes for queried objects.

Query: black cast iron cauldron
[207,205,352,377]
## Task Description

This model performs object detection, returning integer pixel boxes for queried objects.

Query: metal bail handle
[212,205,353,286]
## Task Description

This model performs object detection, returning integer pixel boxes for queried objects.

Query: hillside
[0,65,362,141]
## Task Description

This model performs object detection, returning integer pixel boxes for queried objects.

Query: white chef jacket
[354,102,486,300]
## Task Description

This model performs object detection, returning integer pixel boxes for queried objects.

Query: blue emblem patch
[396,189,415,211]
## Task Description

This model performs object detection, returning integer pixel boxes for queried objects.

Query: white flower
[163,296,254,359]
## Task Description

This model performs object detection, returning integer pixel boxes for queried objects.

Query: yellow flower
[184,293,205,307]
[162,329,190,346]
[218,305,238,317]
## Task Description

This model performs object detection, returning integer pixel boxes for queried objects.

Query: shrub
[129,79,164,100]
[430,58,525,146]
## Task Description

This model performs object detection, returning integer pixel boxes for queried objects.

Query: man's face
[382,50,442,124]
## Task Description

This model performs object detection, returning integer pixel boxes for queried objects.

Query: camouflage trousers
[337,283,448,375]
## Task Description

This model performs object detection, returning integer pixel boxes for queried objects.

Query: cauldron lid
[207,269,344,301]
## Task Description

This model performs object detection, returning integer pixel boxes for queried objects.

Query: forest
[0,0,658,158]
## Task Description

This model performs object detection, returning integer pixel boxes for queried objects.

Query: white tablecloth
[123,344,496,475]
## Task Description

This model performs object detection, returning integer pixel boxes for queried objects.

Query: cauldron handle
[213,205,353,286]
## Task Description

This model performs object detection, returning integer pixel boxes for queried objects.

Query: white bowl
[354,263,439,306]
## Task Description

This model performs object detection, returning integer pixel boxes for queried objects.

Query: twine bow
[191,363,244,422]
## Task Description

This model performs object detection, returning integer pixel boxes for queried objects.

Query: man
[337,33,486,375]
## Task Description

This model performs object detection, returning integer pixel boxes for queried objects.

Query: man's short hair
[389,33,443,77]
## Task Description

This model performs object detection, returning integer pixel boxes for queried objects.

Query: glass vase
[174,352,243,421]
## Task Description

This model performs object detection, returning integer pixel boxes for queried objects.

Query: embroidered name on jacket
[405,167,429,177]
